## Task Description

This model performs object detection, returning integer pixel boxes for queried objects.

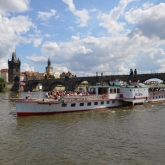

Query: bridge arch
[49,82,65,91]
[31,82,44,92]
[73,80,89,92]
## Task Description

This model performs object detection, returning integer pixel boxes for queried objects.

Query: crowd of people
[45,91,85,100]
[44,90,92,100]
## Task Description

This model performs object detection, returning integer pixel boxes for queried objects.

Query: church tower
[8,52,21,83]
[45,58,53,75]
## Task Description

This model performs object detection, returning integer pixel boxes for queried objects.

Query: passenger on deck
[26,91,30,99]
[79,92,82,96]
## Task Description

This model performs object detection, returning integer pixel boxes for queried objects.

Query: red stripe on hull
[17,109,100,116]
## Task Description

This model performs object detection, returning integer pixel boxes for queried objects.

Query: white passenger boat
[15,80,165,116]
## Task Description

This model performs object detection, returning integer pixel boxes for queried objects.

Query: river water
[1,91,165,165]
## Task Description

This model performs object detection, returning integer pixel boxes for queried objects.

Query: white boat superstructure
[15,80,165,116]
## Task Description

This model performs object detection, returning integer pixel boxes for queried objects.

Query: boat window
[106,101,109,104]
[94,102,98,105]
[87,102,91,106]
[62,103,67,107]
[110,88,113,93]
[114,88,116,93]
[80,103,84,106]
[101,101,104,105]
[71,103,76,107]
[112,100,115,103]
[99,88,107,94]
[117,88,120,93]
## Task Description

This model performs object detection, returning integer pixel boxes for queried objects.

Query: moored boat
[14,80,165,116]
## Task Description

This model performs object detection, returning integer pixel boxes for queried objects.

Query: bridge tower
[8,52,21,83]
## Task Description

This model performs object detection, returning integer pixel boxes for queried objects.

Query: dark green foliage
[0,77,6,92]
[49,75,55,79]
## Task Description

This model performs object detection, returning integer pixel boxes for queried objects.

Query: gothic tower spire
[48,58,51,67]
[8,52,21,83]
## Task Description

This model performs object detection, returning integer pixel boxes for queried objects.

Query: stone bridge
[11,72,165,92]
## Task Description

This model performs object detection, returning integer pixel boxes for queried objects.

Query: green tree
[49,74,55,79]
[0,77,6,92]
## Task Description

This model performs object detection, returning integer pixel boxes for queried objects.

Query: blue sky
[0,0,165,77]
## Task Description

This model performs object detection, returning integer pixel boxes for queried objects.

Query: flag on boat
[20,81,26,86]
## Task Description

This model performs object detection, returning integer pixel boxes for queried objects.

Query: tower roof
[12,52,17,61]
[48,58,51,67]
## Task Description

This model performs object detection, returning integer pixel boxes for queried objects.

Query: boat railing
[63,94,103,101]
[149,90,165,96]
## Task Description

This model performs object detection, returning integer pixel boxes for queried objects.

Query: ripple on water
[1,92,165,165]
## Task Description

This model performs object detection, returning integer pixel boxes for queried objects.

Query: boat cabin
[88,85,121,100]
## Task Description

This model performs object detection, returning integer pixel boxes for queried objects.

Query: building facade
[0,69,8,82]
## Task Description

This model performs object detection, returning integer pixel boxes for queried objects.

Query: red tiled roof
[1,69,8,72]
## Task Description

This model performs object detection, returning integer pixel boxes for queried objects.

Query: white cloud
[0,58,8,69]
[33,38,43,47]
[69,26,74,31]
[44,34,51,38]
[55,15,60,19]
[82,36,100,45]
[142,2,154,10]
[0,0,29,14]
[41,42,60,57]
[53,66,68,73]
[22,63,34,72]
[9,16,33,35]
[0,14,34,63]
[72,36,79,40]
[98,0,134,35]
[135,47,165,73]
[62,0,90,27]
[0,15,33,36]
[26,55,47,62]
[124,3,165,39]
[37,9,56,21]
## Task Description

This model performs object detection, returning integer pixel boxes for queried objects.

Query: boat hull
[16,99,124,116]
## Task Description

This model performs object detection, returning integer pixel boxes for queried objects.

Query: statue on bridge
[134,69,137,75]
[129,68,138,82]
[130,68,133,76]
